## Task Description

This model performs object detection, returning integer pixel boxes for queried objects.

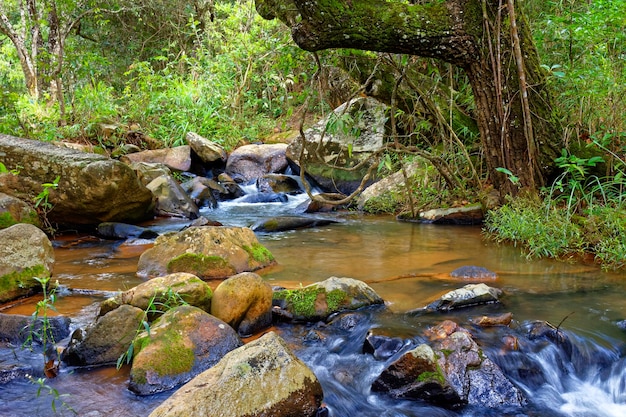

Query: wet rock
[129,305,243,395]
[215,173,245,199]
[146,174,199,219]
[527,320,574,358]
[286,97,385,195]
[0,134,154,226]
[372,344,462,407]
[148,331,323,417]
[0,192,40,229]
[450,265,497,280]
[210,272,273,337]
[225,143,288,182]
[475,312,513,327]
[273,276,384,322]
[0,223,55,303]
[373,320,526,409]
[251,216,337,233]
[363,330,408,360]
[98,272,212,317]
[425,283,502,311]
[179,176,219,209]
[97,222,158,240]
[258,173,303,194]
[0,312,70,345]
[120,145,192,172]
[61,304,144,366]
[237,192,288,204]
[137,226,276,279]
[186,132,227,164]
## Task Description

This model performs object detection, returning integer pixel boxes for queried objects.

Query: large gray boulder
[0,223,54,303]
[225,143,288,182]
[129,305,243,395]
[148,331,323,417]
[136,227,276,279]
[145,174,199,219]
[0,134,154,225]
[286,97,386,195]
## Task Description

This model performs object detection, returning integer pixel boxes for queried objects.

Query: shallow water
[1,199,625,416]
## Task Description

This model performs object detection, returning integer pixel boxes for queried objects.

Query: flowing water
[1,192,626,416]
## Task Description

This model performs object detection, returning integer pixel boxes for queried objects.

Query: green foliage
[29,376,77,416]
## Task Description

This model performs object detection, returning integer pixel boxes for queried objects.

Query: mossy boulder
[61,304,144,366]
[148,331,323,417]
[273,276,384,322]
[0,223,54,303]
[129,305,242,395]
[210,272,273,337]
[372,344,459,406]
[136,226,276,279]
[99,272,212,318]
[0,192,40,229]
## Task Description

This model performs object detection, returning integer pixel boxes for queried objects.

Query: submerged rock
[148,331,323,417]
[129,305,242,395]
[61,304,144,366]
[251,216,337,233]
[0,223,55,303]
[97,222,158,240]
[449,265,497,280]
[210,272,273,337]
[273,276,384,322]
[136,227,276,279]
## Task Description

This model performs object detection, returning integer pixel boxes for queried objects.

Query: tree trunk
[255,0,562,195]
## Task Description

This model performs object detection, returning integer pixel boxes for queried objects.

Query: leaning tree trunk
[255,0,562,195]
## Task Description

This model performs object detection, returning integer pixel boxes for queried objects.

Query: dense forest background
[1,0,625,268]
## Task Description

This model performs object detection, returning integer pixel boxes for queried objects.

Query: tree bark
[255,0,561,194]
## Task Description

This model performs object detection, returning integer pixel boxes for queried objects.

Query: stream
[1,192,626,416]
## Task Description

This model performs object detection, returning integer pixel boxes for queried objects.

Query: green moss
[0,264,49,299]
[133,315,195,378]
[326,289,348,311]
[242,243,275,264]
[167,253,232,275]
[0,212,19,229]
[417,363,446,385]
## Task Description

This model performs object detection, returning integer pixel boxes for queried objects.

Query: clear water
[1,195,625,416]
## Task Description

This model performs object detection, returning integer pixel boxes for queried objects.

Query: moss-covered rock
[136,226,276,279]
[0,192,40,229]
[273,276,384,321]
[0,223,54,303]
[98,272,212,318]
[148,331,323,417]
[129,305,242,395]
